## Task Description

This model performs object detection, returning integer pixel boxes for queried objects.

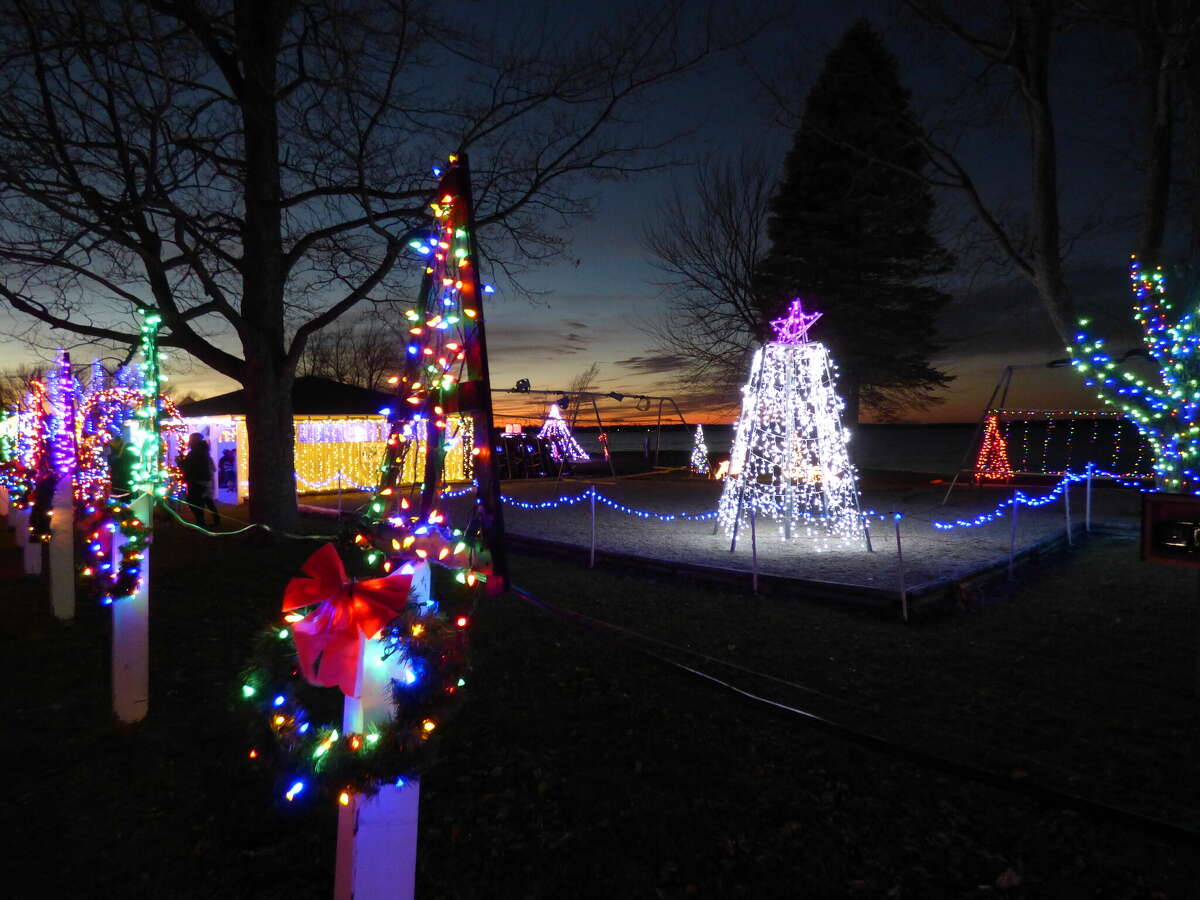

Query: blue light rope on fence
[500,486,904,525]
[500,485,719,522]
[311,465,1150,533]
[930,470,1100,530]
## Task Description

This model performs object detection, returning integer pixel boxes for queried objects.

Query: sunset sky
[0,2,1163,426]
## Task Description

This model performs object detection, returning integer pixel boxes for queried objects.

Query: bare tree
[564,361,600,427]
[0,0,765,527]
[902,1,1199,342]
[642,151,775,405]
[296,316,403,392]
[0,364,41,409]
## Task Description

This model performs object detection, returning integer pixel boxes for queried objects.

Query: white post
[12,504,29,549]
[22,506,41,575]
[589,485,596,569]
[334,568,428,900]
[0,485,8,517]
[750,508,758,594]
[1008,490,1020,582]
[862,516,873,553]
[49,474,74,620]
[112,493,151,723]
[1063,477,1072,547]
[894,516,908,623]
[1085,466,1093,533]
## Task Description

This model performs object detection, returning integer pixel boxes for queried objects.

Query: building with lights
[178,376,472,501]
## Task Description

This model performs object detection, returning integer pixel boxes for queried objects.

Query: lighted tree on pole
[1070,257,1200,493]
[718,299,863,546]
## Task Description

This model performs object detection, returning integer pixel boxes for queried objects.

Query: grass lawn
[2,511,1197,898]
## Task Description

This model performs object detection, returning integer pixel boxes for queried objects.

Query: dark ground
[1,502,1197,899]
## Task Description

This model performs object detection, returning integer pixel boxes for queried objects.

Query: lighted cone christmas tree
[537,403,588,462]
[690,424,711,475]
[973,413,1013,482]
[717,299,863,544]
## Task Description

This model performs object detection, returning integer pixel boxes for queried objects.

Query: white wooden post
[49,474,75,620]
[1063,477,1072,547]
[21,505,41,575]
[1008,490,1020,582]
[894,516,908,623]
[112,493,151,723]
[334,564,429,900]
[1085,466,1093,533]
[12,504,29,548]
[589,485,596,569]
[749,508,758,594]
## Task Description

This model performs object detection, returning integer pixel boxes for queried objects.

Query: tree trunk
[243,352,299,531]
[1019,0,1074,344]
[1135,0,1172,267]
[236,2,295,530]
[1182,37,1200,261]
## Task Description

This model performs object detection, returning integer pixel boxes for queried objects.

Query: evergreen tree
[755,20,953,423]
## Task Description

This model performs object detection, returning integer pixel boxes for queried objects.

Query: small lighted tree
[690,424,711,476]
[1069,257,1200,492]
[537,403,588,463]
[974,413,1013,482]
[718,299,862,543]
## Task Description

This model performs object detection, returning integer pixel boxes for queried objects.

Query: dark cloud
[564,332,587,344]
[613,354,690,375]
[563,320,590,329]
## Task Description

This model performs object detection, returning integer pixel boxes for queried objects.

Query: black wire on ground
[161,496,338,541]
[511,584,1200,848]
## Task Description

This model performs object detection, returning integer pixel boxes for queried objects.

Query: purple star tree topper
[770,299,822,345]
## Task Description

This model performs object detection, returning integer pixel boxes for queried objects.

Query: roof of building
[177,375,396,418]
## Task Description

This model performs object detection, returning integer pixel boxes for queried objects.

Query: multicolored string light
[536,403,588,463]
[974,413,1013,482]
[246,154,502,804]
[1069,256,1200,492]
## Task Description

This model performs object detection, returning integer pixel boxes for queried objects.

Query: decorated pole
[334,566,430,899]
[11,378,48,574]
[249,154,506,900]
[112,309,165,723]
[47,350,78,620]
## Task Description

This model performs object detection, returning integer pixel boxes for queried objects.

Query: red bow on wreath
[282,542,413,698]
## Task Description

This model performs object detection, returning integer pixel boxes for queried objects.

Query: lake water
[569,423,978,476]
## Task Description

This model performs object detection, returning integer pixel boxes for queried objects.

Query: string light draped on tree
[537,403,588,463]
[80,309,172,606]
[45,350,78,479]
[130,309,168,498]
[1069,257,1200,493]
[718,299,863,545]
[690,424,711,476]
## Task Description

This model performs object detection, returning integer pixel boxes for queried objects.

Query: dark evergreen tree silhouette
[755,19,953,423]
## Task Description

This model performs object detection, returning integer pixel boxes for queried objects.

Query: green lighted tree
[1069,258,1200,493]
